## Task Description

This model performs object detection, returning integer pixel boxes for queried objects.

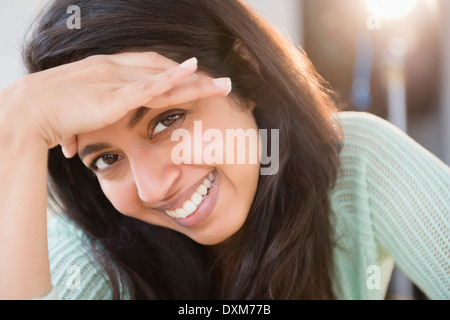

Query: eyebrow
[79,143,112,160]
[127,106,151,130]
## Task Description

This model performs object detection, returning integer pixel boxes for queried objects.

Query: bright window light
[365,0,418,19]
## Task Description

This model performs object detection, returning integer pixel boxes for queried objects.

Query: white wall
[0,0,49,90]
[244,0,304,47]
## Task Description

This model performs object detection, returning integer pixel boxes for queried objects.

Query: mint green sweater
[42,112,450,299]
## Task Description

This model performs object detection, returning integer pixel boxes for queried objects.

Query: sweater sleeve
[337,112,450,299]
[45,214,114,299]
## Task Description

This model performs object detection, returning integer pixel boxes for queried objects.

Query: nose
[128,148,181,206]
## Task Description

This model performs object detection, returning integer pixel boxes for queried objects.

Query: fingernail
[213,77,232,92]
[180,57,198,69]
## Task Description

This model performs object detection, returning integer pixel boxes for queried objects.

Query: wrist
[0,86,51,150]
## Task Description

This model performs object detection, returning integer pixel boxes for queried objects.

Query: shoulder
[48,212,89,241]
[330,111,403,208]
[337,111,411,151]
[329,112,399,299]
[332,111,450,218]
[334,111,449,189]
[335,111,450,183]
[338,110,390,125]
[330,112,450,299]
[47,213,114,299]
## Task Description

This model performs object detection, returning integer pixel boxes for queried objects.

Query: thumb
[60,135,78,158]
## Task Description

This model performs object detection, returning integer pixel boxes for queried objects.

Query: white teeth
[183,200,197,215]
[164,172,215,219]
[197,184,207,196]
[203,179,212,189]
[191,192,203,206]
[166,210,176,218]
[175,208,188,219]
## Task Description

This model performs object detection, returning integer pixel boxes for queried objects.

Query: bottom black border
[17,299,445,318]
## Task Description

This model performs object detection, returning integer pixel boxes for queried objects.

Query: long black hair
[24,0,342,299]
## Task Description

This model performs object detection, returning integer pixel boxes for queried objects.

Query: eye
[91,154,120,171]
[151,112,185,138]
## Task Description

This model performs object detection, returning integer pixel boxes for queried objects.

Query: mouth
[163,171,215,220]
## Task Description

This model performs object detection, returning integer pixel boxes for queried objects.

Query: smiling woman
[0,0,448,300]
[75,93,260,246]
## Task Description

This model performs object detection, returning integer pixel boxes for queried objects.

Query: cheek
[99,180,140,216]
[224,162,259,216]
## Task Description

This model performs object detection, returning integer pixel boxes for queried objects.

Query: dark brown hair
[23,0,342,299]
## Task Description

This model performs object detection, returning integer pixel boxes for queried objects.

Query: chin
[184,215,248,246]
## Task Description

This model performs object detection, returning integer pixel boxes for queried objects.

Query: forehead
[77,108,141,151]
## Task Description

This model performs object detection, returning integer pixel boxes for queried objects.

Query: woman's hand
[1,52,231,157]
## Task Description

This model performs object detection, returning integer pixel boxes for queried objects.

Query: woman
[0,0,448,300]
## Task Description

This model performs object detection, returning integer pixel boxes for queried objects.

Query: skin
[0,52,233,299]
[77,94,261,245]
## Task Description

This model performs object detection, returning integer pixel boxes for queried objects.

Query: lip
[166,170,219,228]
[156,172,213,212]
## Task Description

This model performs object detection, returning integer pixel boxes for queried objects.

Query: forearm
[0,114,51,299]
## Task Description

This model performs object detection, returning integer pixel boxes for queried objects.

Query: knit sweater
[41,112,450,300]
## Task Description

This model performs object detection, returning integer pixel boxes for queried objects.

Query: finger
[110,57,199,113]
[107,51,179,70]
[147,77,232,109]
[60,135,78,158]
[114,65,163,83]
[46,52,177,85]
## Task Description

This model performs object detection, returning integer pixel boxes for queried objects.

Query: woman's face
[77,94,260,245]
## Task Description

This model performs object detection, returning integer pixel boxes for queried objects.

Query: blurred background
[0,0,448,299]
[248,0,449,300]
